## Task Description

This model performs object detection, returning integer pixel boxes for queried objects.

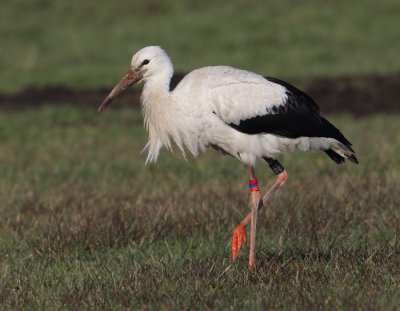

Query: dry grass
[0,107,399,309]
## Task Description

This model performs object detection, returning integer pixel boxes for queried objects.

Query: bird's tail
[325,142,358,164]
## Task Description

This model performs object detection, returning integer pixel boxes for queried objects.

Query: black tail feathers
[324,149,358,164]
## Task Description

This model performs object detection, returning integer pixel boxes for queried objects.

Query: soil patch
[1,73,399,116]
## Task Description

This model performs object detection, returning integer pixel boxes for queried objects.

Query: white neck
[142,72,171,100]
[140,69,174,163]
[140,61,203,163]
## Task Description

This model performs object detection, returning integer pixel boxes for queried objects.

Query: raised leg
[231,159,288,267]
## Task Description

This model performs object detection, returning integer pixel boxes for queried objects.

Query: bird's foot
[232,223,247,261]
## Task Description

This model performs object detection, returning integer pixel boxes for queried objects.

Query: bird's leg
[260,158,288,206]
[231,159,288,267]
[248,166,261,268]
[232,166,261,267]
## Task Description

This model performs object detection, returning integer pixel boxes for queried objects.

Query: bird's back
[172,66,276,94]
[172,66,357,165]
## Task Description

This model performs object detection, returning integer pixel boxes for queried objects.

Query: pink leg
[248,166,260,268]
[231,167,288,268]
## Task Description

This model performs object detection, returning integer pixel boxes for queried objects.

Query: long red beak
[98,68,142,112]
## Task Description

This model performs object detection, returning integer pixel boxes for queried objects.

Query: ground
[0,74,399,309]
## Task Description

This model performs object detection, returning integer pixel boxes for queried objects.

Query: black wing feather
[228,76,353,150]
[263,76,320,114]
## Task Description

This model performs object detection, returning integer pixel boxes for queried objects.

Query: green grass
[0,106,399,309]
[1,0,400,92]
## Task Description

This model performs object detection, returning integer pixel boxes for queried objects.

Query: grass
[1,0,400,92]
[2,0,399,308]
[0,106,399,309]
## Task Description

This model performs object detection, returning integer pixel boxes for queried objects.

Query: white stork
[98,46,358,268]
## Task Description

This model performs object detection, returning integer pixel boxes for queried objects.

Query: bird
[98,46,358,268]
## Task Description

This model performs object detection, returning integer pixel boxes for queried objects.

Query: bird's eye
[142,59,150,65]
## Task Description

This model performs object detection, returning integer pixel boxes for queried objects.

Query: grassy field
[1,0,400,92]
[0,106,399,309]
[1,0,400,309]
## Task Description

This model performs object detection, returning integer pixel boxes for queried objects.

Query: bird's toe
[231,224,247,260]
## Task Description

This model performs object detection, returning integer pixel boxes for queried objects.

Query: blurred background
[1,0,399,114]
[1,0,400,309]
[1,0,399,90]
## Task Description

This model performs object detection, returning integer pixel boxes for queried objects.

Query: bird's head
[98,46,172,112]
